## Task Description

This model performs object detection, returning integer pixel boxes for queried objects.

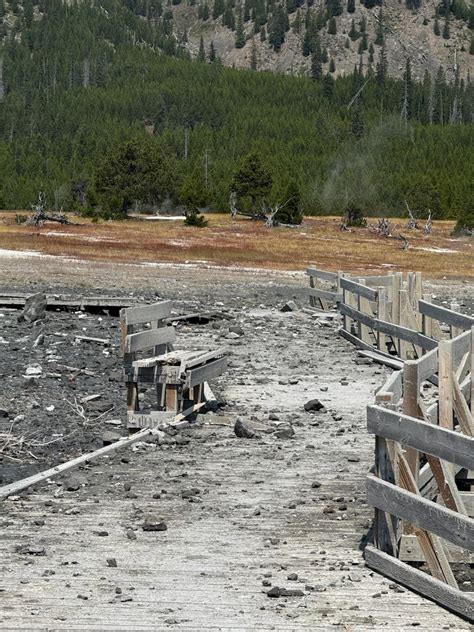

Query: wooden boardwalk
[0,309,471,630]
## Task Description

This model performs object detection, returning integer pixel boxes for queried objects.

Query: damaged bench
[120,300,227,430]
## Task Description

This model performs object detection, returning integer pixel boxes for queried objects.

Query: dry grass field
[0,212,472,279]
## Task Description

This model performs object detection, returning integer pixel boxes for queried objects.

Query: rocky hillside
[173,0,473,79]
[0,0,472,81]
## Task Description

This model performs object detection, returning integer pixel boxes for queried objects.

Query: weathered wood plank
[366,475,474,551]
[377,370,403,404]
[367,405,474,470]
[306,267,338,281]
[415,347,438,383]
[364,545,474,621]
[124,326,176,354]
[122,301,173,326]
[186,357,228,389]
[340,303,437,351]
[307,287,342,303]
[340,277,378,302]
[418,300,474,331]
[399,534,474,563]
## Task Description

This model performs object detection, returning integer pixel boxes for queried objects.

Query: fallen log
[0,402,207,501]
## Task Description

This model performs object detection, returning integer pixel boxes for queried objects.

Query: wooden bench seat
[120,301,227,430]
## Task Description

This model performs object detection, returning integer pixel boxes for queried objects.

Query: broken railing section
[120,300,227,431]
[306,265,474,619]
[367,328,474,621]
[306,266,474,363]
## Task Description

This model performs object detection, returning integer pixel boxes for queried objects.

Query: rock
[106,558,117,568]
[280,588,304,597]
[0,408,9,418]
[181,488,200,499]
[267,586,281,598]
[347,455,360,463]
[311,481,322,489]
[126,529,137,540]
[304,399,326,413]
[62,476,82,492]
[32,334,45,348]
[16,544,46,556]
[287,573,298,581]
[280,301,298,312]
[275,424,294,439]
[269,413,280,421]
[18,293,47,323]
[142,516,168,532]
[234,418,257,439]
[24,365,43,377]
[229,325,244,336]
[102,431,123,446]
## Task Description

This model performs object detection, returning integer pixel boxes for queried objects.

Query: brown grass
[0,213,472,279]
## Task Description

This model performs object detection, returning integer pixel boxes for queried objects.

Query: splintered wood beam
[387,443,457,587]
[452,371,474,437]
[364,546,474,621]
[0,403,206,502]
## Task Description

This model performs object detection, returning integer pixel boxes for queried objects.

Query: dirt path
[0,273,471,629]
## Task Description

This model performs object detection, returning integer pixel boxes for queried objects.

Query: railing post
[377,286,387,352]
[438,339,454,431]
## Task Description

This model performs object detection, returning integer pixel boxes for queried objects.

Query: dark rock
[16,544,46,556]
[0,408,9,418]
[63,476,82,492]
[280,588,304,597]
[275,424,294,439]
[106,558,117,568]
[287,573,298,581]
[267,586,281,598]
[304,399,326,413]
[126,530,137,540]
[311,481,322,489]
[234,418,257,439]
[102,431,123,446]
[280,301,298,312]
[229,325,244,336]
[142,517,168,532]
[18,293,47,324]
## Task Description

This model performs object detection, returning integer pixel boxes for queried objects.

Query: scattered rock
[311,481,322,489]
[275,424,294,439]
[280,301,298,312]
[102,431,123,446]
[18,293,47,324]
[304,399,326,413]
[106,558,117,568]
[234,418,257,439]
[142,517,168,532]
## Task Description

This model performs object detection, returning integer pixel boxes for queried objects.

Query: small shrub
[184,207,208,227]
[344,205,367,227]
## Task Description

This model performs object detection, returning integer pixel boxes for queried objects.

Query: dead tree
[405,200,418,229]
[26,192,70,227]
[229,191,238,219]
[423,210,433,236]
[398,233,410,250]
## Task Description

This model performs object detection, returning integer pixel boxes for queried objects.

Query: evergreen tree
[328,16,337,34]
[324,72,335,97]
[375,9,384,45]
[347,0,355,13]
[329,57,336,73]
[302,29,311,56]
[376,44,388,85]
[260,25,266,41]
[268,5,287,51]
[321,47,328,63]
[235,10,246,48]
[212,0,225,19]
[358,32,368,53]
[351,100,364,138]
[231,152,273,213]
[292,9,302,33]
[434,16,440,35]
[359,16,367,33]
[325,0,343,18]
[470,37,474,55]
[250,38,258,69]
[368,42,374,63]
[197,35,206,61]
[223,2,235,29]
[276,180,303,224]
[401,57,413,120]
[209,41,217,62]
[311,49,322,80]
[442,13,450,39]
[349,19,359,41]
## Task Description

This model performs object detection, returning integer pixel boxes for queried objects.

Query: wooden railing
[307,266,474,620]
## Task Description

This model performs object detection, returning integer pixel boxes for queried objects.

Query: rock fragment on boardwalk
[142,516,168,532]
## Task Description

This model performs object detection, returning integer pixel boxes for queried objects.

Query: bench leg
[165,384,179,412]
[127,383,139,412]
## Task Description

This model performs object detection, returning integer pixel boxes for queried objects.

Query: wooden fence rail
[306,265,474,621]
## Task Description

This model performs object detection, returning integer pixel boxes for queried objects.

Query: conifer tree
[329,57,336,73]
[209,40,217,62]
[311,49,322,80]
[250,38,258,69]
[212,0,225,19]
[235,10,246,47]
[328,17,337,34]
[434,16,440,35]
[375,9,384,45]
[324,72,335,97]
[349,19,359,41]
[347,0,355,13]
[442,13,450,39]
[197,35,206,61]
[376,44,388,85]
[401,57,413,120]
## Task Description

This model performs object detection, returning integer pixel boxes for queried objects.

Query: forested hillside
[0,0,472,218]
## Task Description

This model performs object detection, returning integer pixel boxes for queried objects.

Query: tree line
[0,0,472,222]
